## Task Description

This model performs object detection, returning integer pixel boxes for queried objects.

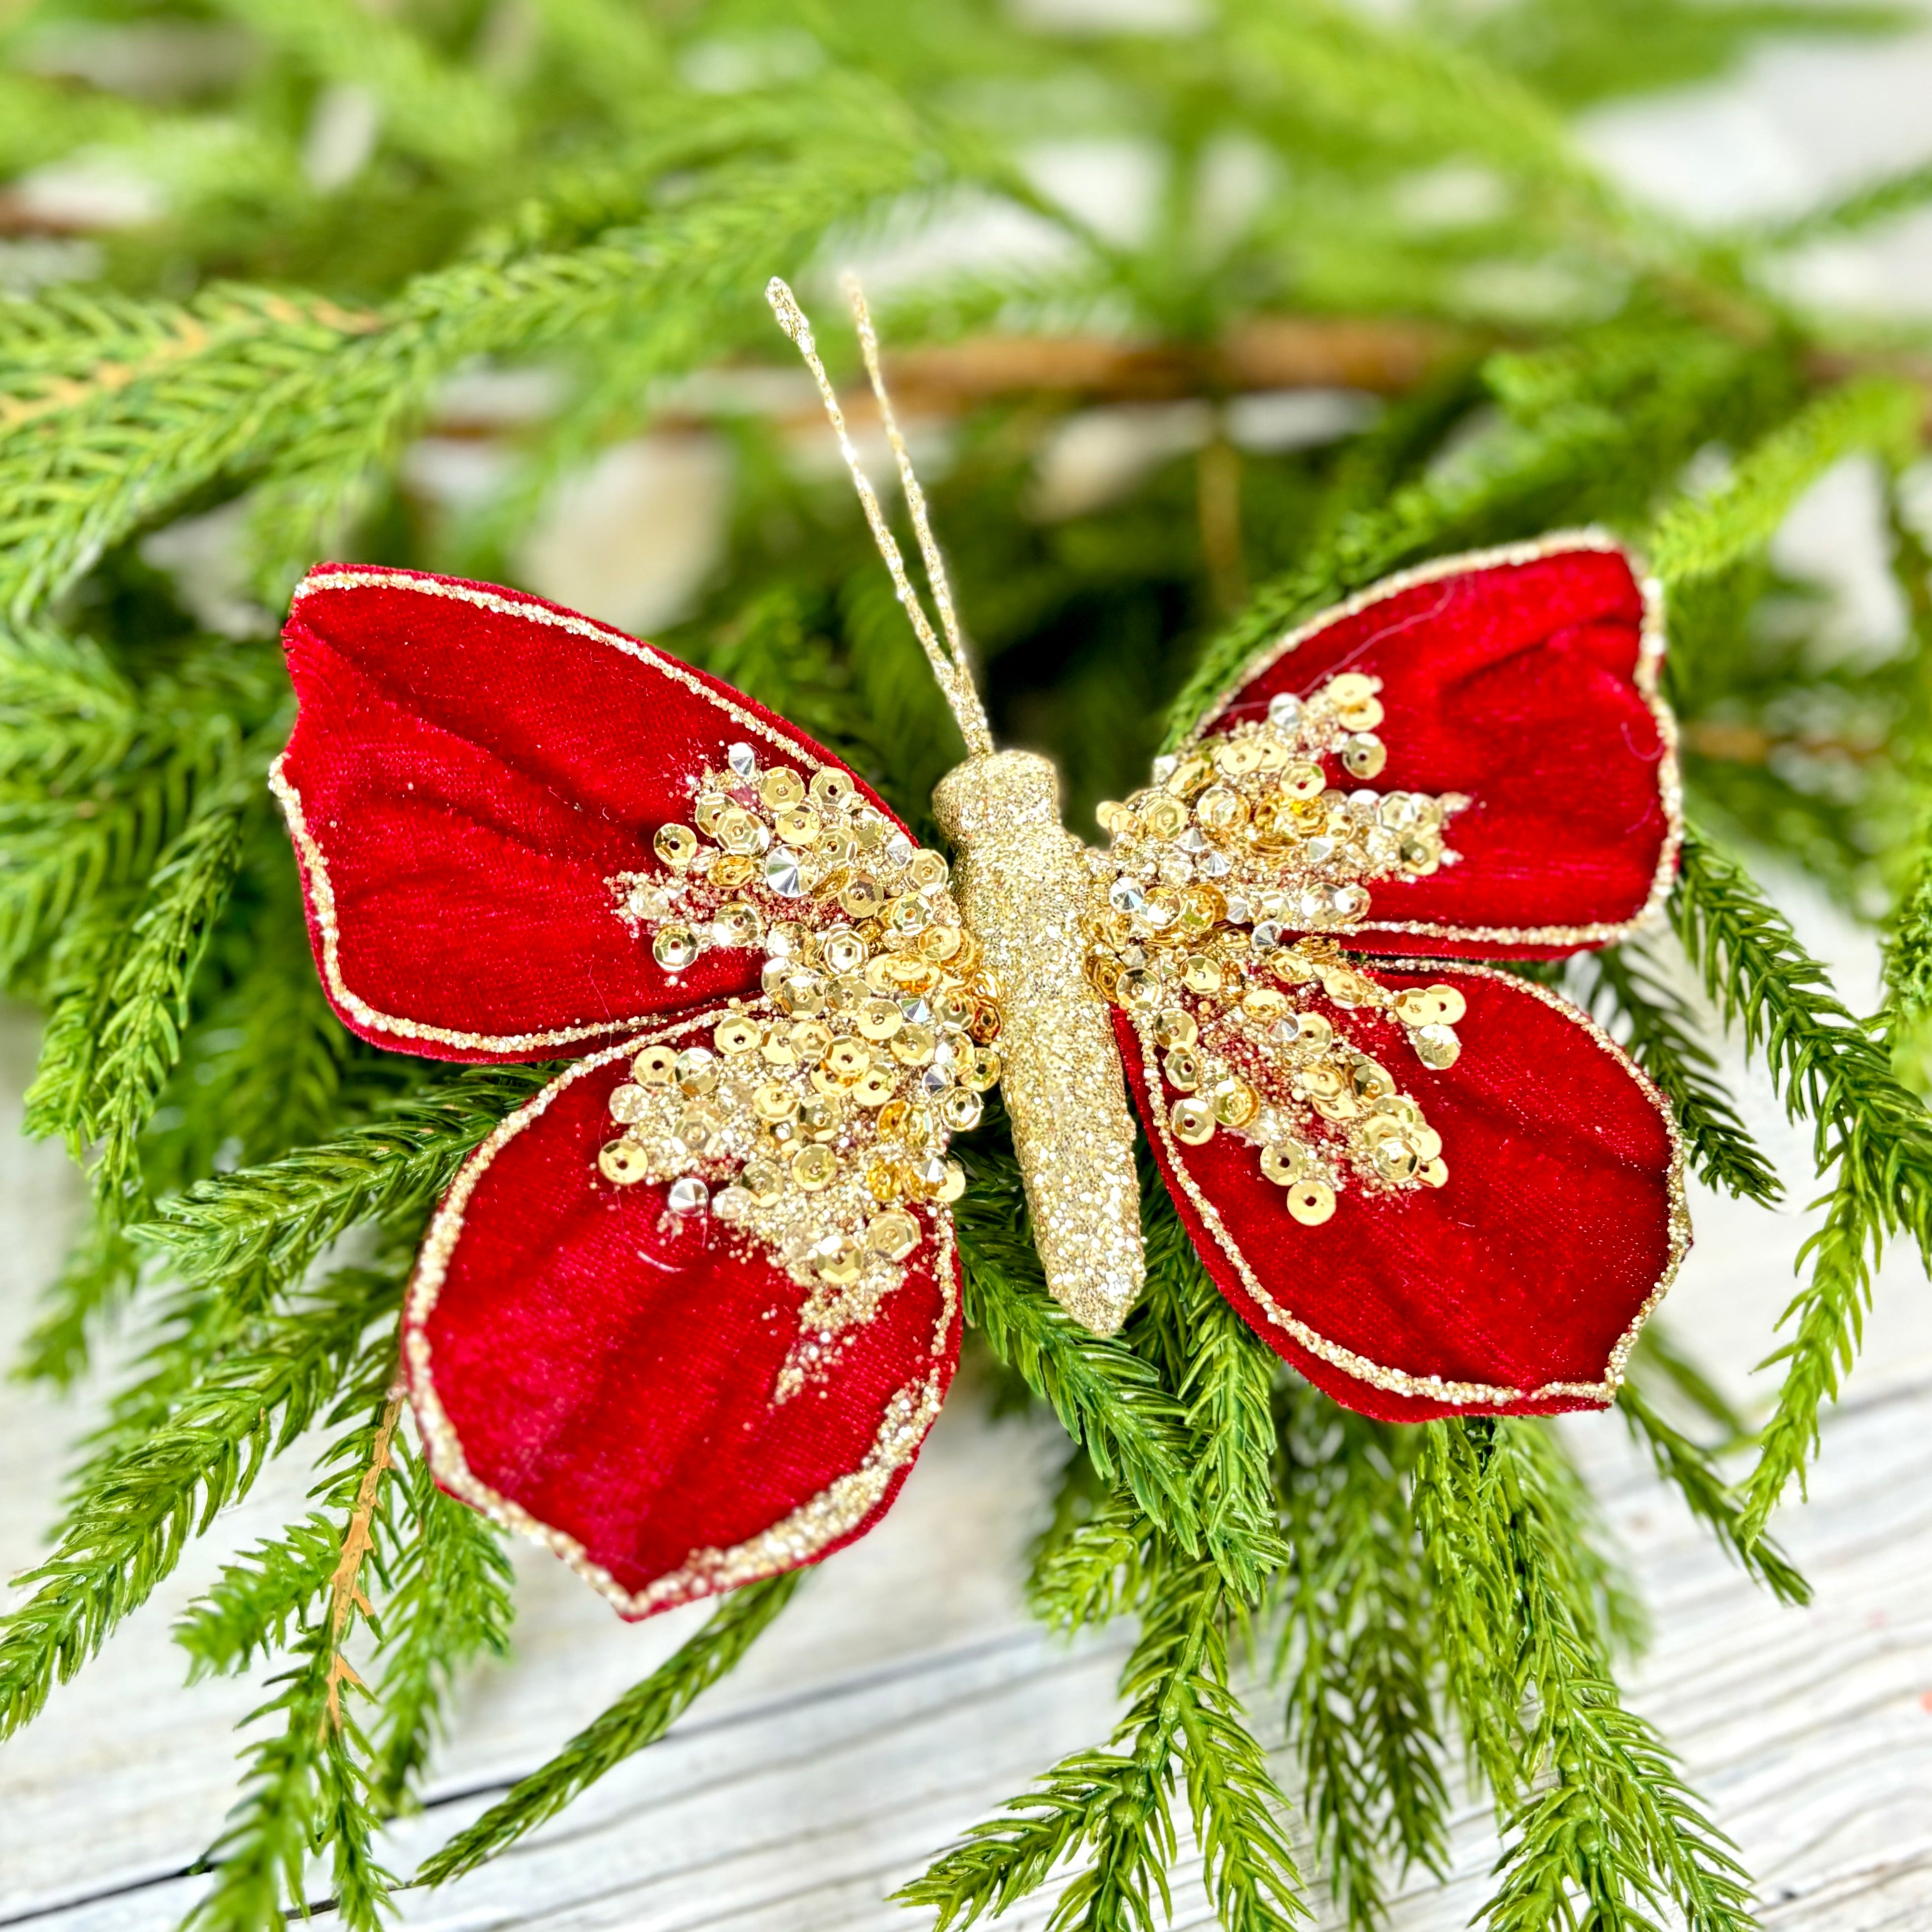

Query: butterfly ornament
[270,278,1686,1617]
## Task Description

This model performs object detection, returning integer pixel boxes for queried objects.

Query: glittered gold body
[933,751,1145,1333]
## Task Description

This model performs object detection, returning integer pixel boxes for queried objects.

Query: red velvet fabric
[408,1030,959,1614]
[1200,541,1671,958]
[1116,965,1677,1422]
[278,566,908,1061]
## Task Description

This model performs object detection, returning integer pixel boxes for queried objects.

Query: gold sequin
[599,1138,650,1183]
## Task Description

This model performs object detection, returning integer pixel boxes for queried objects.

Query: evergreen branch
[1649,377,1922,586]
[1759,158,1932,248]
[88,801,246,1202]
[136,1065,554,1288]
[955,1143,1202,1557]
[175,1515,344,1682]
[1615,1383,1809,1607]
[1578,944,1781,1205]
[181,1396,407,1932]
[1671,826,1932,1536]
[1276,1388,1449,1932]
[368,1461,515,1814]
[417,1573,802,1883]
[1414,1421,1756,1932]
[11,1220,140,1391]
[0,1271,400,1739]
[904,1547,1301,1932]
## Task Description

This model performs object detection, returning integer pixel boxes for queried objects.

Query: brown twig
[323,1382,406,1734]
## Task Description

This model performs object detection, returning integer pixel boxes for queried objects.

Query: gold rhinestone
[1325,672,1376,708]
[852,1067,897,1106]
[608,1083,651,1124]
[652,925,699,970]
[1260,1142,1308,1185]
[891,1024,936,1066]
[1421,1158,1449,1188]
[760,766,805,808]
[1414,1023,1461,1068]
[1171,1096,1215,1145]
[964,1046,1002,1092]
[1151,1008,1198,1049]
[809,767,855,808]
[909,850,948,890]
[1208,1076,1259,1128]
[633,1045,678,1086]
[715,806,762,854]
[753,1081,798,1122]
[1143,796,1188,839]
[1194,786,1248,836]
[598,1138,650,1184]
[775,804,821,846]
[741,1158,783,1205]
[1286,1179,1336,1225]
[653,823,697,869]
[799,1095,842,1140]
[942,1089,983,1132]
[1214,736,1267,775]
[792,1145,836,1190]
[1342,734,1387,780]
[1180,955,1223,996]
[857,997,903,1041]
[866,1209,920,1261]
[1242,987,1288,1022]
[1163,1047,1200,1092]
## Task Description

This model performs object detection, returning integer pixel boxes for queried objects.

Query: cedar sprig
[1671,826,1932,1537]
[417,1572,803,1884]
[1578,942,1782,1206]
[0,1265,402,1740]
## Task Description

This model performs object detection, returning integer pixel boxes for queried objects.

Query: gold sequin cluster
[599,743,1001,1392]
[1095,672,1465,936]
[1088,671,1476,1225]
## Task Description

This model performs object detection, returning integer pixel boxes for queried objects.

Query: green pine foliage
[3,0,1931,1928]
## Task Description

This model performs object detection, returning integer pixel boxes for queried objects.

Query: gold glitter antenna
[764,277,995,759]
[766,274,1147,1335]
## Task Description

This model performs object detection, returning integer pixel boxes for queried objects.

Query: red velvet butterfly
[270,523,1686,1621]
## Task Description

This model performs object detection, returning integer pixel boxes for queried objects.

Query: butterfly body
[932,749,1145,1334]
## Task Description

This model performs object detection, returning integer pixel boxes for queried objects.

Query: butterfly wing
[277,563,911,1060]
[277,565,994,1609]
[408,1011,962,1616]
[1094,535,1685,1416]
[1112,955,1683,1421]
[1173,533,1676,957]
